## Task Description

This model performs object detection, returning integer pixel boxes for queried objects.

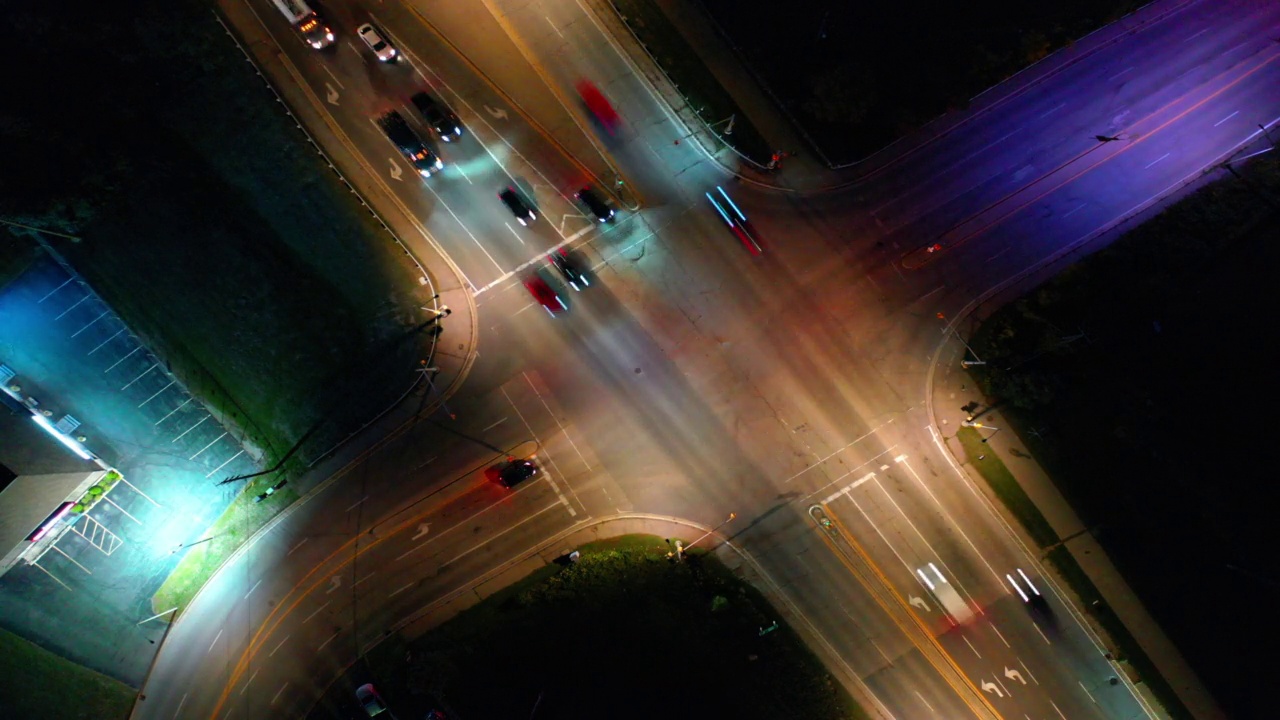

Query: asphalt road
[136,0,1280,718]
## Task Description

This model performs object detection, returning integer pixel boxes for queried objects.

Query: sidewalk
[929,334,1225,720]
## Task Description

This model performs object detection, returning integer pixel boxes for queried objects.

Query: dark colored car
[377,111,443,177]
[499,187,536,226]
[410,91,463,142]
[524,275,567,315]
[485,458,539,488]
[575,186,614,223]
[356,683,387,717]
[549,248,589,291]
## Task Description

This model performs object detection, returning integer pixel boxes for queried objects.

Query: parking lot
[0,254,260,686]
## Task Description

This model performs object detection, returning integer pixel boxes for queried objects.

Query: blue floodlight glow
[716,186,747,222]
[32,413,94,460]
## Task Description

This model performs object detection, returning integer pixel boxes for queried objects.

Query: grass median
[151,482,298,614]
[349,535,866,720]
[955,426,1058,548]
[0,627,134,720]
[608,0,773,164]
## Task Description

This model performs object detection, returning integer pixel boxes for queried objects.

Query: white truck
[270,0,334,50]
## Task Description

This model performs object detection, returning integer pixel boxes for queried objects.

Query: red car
[524,275,567,316]
[576,80,619,132]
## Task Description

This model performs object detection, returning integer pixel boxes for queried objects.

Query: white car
[356,23,397,63]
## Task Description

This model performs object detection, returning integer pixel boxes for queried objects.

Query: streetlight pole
[962,421,1001,443]
[672,513,737,560]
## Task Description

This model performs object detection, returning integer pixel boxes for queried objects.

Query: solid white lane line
[962,635,981,658]
[421,183,506,276]
[1214,110,1239,127]
[523,370,591,470]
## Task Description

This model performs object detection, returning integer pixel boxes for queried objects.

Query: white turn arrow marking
[909,595,929,611]
[326,576,342,594]
[389,161,402,181]
[484,105,509,120]
[1004,667,1025,685]
[981,680,1003,697]
[325,83,339,106]
[412,523,430,541]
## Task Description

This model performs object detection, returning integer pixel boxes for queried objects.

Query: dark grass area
[0,0,432,460]
[0,627,134,720]
[0,232,41,293]
[340,535,865,720]
[610,0,774,164]
[967,153,1280,719]
[954,427,1059,548]
[1043,548,1190,720]
[697,0,1140,163]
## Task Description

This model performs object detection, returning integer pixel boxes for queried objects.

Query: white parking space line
[29,561,72,590]
[50,544,92,574]
[71,310,110,338]
[190,431,229,460]
[138,380,176,408]
[104,346,141,372]
[87,327,126,355]
[54,294,90,319]
[171,415,209,443]
[38,277,74,302]
[121,363,158,390]
[101,495,142,525]
[206,449,246,479]
[154,398,192,425]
